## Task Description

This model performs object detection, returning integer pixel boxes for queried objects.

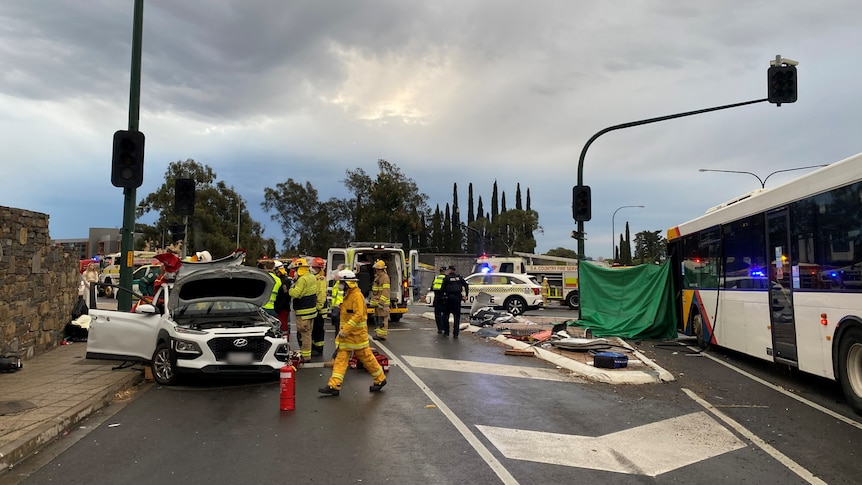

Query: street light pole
[611,205,644,260]
[698,164,827,189]
[461,223,485,255]
[236,200,240,248]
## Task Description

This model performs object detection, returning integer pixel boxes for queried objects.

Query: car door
[85,289,164,363]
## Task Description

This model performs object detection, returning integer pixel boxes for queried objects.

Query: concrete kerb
[0,371,143,471]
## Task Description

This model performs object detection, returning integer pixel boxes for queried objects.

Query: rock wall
[0,205,77,360]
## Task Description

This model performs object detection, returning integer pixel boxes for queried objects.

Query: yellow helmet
[373,259,387,270]
[293,257,309,268]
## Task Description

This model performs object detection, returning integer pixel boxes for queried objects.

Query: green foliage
[135,159,275,262]
[545,247,578,259]
[634,230,667,264]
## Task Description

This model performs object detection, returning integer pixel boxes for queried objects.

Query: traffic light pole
[118,0,144,312]
[574,97,767,260]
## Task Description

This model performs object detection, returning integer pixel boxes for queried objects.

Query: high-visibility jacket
[431,274,445,291]
[289,270,318,320]
[370,272,391,315]
[263,272,282,310]
[315,272,328,312]
[335,284,371,351]
[330,284,343,307]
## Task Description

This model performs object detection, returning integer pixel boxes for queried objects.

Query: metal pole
[611,205,644,260]
[236,199,240,248]
[575,98,768,260]
[118,0,144,312]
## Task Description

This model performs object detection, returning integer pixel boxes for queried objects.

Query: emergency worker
[319,269,387,396]
[441,265,469,338]
[262,261,283,318]
[311,257,328,356]
[288,258,319,363]
[431,266,447,334]
[370,259,391,340]
[273,261,292,333]
[541,277,550,309]
[329,264,345,327]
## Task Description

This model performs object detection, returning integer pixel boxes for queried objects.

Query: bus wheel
[566,291,580,310]
[837,326,862,415]
[390,314,402,323]
[692,312,707,350]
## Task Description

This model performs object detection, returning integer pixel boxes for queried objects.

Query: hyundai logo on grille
[233,338,249,348]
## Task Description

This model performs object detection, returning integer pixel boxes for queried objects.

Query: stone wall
[0,205,78,360]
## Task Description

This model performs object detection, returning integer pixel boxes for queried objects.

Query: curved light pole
[461,223,486,256]
[612,205,644,260]
[698,164,827,189]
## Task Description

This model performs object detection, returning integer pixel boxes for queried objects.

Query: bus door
[767,210,798,363]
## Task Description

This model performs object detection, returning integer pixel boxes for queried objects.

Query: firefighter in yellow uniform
[319,269,387,396]
[288,258,319,363]
[311,257,328,356]
[370,259,391,340]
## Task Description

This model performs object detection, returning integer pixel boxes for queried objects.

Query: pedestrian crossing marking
[401,355,579,382]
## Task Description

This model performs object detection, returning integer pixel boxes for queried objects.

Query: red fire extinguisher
[280,364,296,411]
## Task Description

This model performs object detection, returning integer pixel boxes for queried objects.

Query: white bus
[667,152,862,414]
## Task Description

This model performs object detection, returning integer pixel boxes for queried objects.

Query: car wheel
[103,280,113,298]
[152,342,178,385]
[565,291,580,310]
[390,314,402,323]
[837,325,862,416]
[504,296,527,316]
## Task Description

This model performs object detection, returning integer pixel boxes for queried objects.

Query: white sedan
[426,272,543,315]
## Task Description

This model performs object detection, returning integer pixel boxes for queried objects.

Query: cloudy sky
[2,1,861,259]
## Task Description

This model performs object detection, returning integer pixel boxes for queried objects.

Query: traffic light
[767,65,797,105]
[572,185,591,221]
[174,178,196,216]
[110,130,145,188]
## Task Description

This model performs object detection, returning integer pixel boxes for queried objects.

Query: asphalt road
[10,311,862,484]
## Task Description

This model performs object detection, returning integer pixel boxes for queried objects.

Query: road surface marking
[373,340,520,485]
[686,344,862,430]
[683,388,828,485]
[401,355,578,382]
[477,411,744,477]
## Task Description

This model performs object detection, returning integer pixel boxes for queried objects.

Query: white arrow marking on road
[401,355,580,382]
[477,412,745,477]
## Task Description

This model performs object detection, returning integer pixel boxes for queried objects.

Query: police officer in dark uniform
[441,265,468,338]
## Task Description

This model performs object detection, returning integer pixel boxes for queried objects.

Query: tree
[545,247,578,259]
[634,230,666,264]
[491,181,499,223]
[136,159,274,261]
[491,209,540,255]
[452,183,463,253]
[343,159,429,249]
[261,178,352,256]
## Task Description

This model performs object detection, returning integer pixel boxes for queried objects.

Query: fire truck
[472,251,581,310]
[326,242,409,321]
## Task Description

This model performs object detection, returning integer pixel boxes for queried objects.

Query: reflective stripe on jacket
[263,272,282,310]
[336,285,370,351]
[289,272,319,319]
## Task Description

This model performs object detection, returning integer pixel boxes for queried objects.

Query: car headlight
[174,326,208,335]
[174,339,202,355]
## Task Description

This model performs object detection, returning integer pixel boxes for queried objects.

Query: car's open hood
[168,266,274,312]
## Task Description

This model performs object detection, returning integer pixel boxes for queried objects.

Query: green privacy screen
[578,260,677,339]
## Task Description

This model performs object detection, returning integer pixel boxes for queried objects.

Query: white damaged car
[86,266,290,385]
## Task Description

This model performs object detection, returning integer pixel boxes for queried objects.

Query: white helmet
[195,251,213,262]
[337,269,358,281]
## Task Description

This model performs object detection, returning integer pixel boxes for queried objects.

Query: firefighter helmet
[312,257,326,268]
[337,269,358,281]
[372,259,387,270]
[293,258,309,268]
